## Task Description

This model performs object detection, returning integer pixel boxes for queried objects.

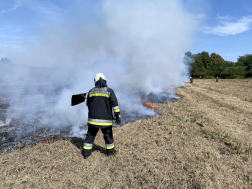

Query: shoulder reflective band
[83,143,93,150]
[88,121,113,126]
[113,106,120,112]
[88,118,112,123]
[88,118,113,126]
[106,143,114,149]
[89,93,110,98]
[89,91,110,95]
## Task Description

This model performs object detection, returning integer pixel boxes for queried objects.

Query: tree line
[186,51,252,79]
[1,54,252,79]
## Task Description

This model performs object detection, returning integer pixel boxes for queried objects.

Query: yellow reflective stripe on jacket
[118,115,121,118]
[89,93,110,98]
[114,109,120,112]
[88,121,113,126]
[106,145,114,149]
[83,146,92,150]
[113,106,120,112]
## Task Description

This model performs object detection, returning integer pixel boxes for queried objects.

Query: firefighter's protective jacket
[86,85,120,128]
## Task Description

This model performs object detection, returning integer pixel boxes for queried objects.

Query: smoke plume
[0,0,197,137]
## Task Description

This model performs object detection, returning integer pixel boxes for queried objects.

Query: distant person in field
[83,73,121,159]
[200,76,201,79]
[216,76,218,82]
[190,77,193,84]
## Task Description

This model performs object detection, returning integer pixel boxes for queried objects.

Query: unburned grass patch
[211,131,231,143]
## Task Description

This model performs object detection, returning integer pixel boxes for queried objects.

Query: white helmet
[94,73,107,84]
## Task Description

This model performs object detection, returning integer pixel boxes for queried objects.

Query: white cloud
[19,0,67,22]
[202,15,252,36]
[0,0,21,14]
[193,13,205,20]
[244,5,252,12]
[1,0,65,21]
[216,13,233,21]
[0,35,21,38]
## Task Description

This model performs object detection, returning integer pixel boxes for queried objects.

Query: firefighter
[190,77,193,84]
[83,73,121,159]
[216,76,218,82]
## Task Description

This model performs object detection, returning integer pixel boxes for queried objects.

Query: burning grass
[142,101,159,111]
[0,79,252,188]
[171,87,186,98]
[39,134,69,144]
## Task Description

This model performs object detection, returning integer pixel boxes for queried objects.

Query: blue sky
[189,0,252,62]
[1,0,252,63]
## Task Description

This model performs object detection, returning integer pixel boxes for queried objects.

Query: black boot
[82,149,92,159]
[106,148,117,156]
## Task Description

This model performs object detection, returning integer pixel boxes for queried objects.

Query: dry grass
[0,79,252,189]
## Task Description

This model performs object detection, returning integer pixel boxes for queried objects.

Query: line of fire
[0,87,185,154]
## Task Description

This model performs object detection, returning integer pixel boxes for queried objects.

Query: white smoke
[1,0,197,137]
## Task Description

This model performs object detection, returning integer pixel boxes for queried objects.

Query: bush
[205,76,215,79]
[237,76,245,79]
[229,75,238,79]
[229,75,245,79]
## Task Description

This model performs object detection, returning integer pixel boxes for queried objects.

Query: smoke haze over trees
[187,51,252,79]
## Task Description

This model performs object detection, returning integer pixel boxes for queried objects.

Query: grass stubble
[0,79,251,188]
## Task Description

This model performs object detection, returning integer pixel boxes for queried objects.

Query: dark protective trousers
[84,126,114,144]
[83,126,114,157]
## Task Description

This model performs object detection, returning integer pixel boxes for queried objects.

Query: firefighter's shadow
[70,137,106,156]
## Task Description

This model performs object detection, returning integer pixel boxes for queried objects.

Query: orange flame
[41,134,69,144]
[170,87,185,98]
[175,92,185,98]
[142,101,159,111]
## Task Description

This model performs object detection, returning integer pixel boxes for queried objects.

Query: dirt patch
[0,79,252,188]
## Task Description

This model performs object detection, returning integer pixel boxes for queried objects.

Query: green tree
[246,64,252,77]
[210,53,226,77]
[221,66,246,78]
[237,54,252,77]
[189,51,252,78]
[225,61,236,67]
[185,51,192,57]
[201,51,211,70]
[237,54,252,66]
[0,58,12,65]
[191,54,207,77]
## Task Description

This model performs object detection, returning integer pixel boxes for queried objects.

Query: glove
[115,115,121,124]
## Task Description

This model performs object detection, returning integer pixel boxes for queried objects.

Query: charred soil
[0,79,252,188]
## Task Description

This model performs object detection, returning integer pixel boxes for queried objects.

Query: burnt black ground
[0,87,177,153]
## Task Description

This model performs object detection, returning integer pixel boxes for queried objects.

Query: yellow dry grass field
[0,79,252,189]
